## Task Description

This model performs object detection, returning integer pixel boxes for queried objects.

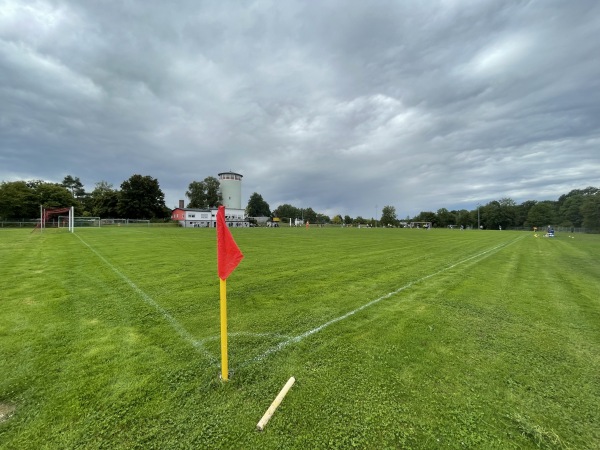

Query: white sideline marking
[241,235,525,367]
[75,234,216,362]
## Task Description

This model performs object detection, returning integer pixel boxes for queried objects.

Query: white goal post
[39,206,75,233]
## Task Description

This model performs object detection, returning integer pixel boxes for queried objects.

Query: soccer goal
[36,206,75,233]
[126,219,150,226]
[409,221,432,229]
[101,218,127,226]
[59,216,101,228]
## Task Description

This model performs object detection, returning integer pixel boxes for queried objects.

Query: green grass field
[1,226,599,449]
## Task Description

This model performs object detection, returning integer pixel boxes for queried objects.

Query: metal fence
[0,220,38,228]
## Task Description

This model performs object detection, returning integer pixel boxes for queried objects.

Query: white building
[171,171,249,228]
[171,207,249,228]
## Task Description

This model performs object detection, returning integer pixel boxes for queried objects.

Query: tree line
[378,187,600,230]
[1,175,598,230]
[0,175,169,221]
[0,174,271,221]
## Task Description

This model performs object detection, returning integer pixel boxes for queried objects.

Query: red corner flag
[217,206,244,280]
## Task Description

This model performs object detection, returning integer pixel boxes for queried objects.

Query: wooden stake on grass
[256,376,296,431]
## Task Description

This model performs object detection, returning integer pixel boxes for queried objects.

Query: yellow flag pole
[220,278,229,381]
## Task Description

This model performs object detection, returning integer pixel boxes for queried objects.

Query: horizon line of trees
[0,175,169,221]
[1,175,598,230]
[378,187,600,230]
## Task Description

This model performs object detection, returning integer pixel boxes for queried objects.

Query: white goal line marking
[75,234,216,363]
[240,234,525,368]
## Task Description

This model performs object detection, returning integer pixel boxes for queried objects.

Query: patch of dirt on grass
[0,403,16,422]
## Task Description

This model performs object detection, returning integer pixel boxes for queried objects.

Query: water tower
[218,171,243,209]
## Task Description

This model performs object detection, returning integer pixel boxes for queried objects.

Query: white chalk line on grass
[199,331,294,344]
[239,234,526,368]
[74,234,217,363]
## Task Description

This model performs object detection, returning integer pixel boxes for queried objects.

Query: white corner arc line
[74,234,216,362]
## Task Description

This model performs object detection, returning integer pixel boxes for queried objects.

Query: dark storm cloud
[1,0,599,217]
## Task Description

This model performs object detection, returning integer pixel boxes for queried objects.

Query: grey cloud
[1,0,599,218]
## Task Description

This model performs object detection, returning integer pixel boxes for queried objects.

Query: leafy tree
[481,201,500,229]
[331,214,343,225]
[558,196,584,227]
[90,181,120,218]
[0,181,73,219]
[37,183,74,209]
[480,199,517,230]
[0,181,38,219]
[525,201,556,228]
[515,200,537,228]
[556,187,599,228]
[315,213,330,224]
[497,198,517,229]
[414,211,436,226]
[581,195,600,229]
[61,175,86,198]
[453,209,470,228]
[303,207,317,224]
[186,181,207,208]
[469,208,480,229]
[380,205,397,227]
[26,179,46,189]
[204,176,221,208]
[344,215,353,225]
[118,174,167,219]
[246,192,271,217]
[272,204,300,221]
[354,216,367,225]
[186,176,222,208]
[436,208,454,227]
[558,186,599,204]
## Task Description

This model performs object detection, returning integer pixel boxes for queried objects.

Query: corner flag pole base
[218,371,234,381]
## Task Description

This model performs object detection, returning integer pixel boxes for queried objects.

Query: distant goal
[59,216,101,228]
[98,219,151,227]
[409,221,432,229]
[126,219,150,226]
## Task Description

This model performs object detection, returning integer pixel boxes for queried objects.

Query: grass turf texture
[0,227,599,449]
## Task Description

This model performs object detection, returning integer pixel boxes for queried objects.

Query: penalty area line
[74,234,217,363]
[240,234,525,367]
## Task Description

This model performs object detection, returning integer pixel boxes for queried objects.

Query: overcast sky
[1,0,599,218]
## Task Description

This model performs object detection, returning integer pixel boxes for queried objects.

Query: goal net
[101,219,127,226]
[59,216,101,228]
[35,206,74,232]
[126,219,150,226]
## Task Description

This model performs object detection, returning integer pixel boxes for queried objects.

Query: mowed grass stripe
[241,233,525,367]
